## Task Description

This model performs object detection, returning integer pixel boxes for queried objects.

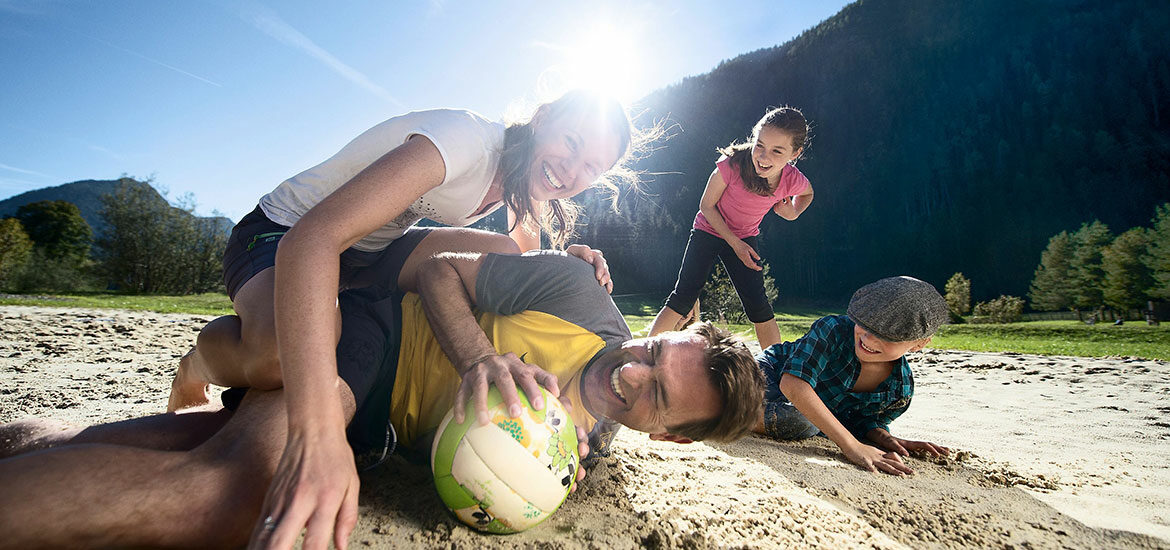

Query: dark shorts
[221,286,405,453]
[220,207,432,453]
[222,205,431,300]
[663,229,776,323]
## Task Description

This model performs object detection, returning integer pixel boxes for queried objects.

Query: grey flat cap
[847,276,948,342]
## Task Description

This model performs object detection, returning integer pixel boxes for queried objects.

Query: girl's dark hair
[496,90,635,248]
[717,107,809,196]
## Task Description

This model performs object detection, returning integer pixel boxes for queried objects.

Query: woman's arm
[698,169,761,271]
[253,135,447,550]
[772,184,814,221]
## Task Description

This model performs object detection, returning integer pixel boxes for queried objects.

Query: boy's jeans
[762,400,820,440]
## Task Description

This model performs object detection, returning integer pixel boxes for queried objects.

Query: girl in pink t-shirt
[649,107,814,348]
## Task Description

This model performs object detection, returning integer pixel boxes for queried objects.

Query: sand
[1,304,1168,549]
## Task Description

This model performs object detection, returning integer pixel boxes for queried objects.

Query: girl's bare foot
[167,348,210,412]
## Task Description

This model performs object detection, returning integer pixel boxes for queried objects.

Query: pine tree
[1029,231,1075,311]
[1068,221,1113,312]
[1102,228,1153,312]
[1145,203,1170,299]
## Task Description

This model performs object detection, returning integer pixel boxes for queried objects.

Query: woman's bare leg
[170,227,519,411]
[169,268,283,410]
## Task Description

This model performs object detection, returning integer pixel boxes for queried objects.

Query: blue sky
[0,0,850,221]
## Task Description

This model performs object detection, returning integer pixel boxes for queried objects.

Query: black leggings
[663,229,775,323]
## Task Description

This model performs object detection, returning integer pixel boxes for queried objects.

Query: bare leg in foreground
[0,388,354,549]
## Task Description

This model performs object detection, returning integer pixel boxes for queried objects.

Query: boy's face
[852,324,929,364]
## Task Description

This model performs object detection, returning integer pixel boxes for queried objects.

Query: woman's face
[750,126,802,182]
[526,111,625,202]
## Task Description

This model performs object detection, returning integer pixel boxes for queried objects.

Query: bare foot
[167,348,211,412]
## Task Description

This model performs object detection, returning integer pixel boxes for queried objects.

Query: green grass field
[625,313,1170,361]
[2,292,1167,361]
[0,292,234,316]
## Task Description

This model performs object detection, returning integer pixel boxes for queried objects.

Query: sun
[556,22,645,104]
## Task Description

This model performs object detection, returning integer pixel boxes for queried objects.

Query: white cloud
[0,162,55,180]
[242,2,403,108]
[89,36,223,88]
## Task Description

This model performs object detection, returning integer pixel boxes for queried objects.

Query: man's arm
[778,374,914,475]
[416,252,559,426]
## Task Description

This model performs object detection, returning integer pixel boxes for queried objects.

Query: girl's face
[750,126,802,182]
[527,111,624,202]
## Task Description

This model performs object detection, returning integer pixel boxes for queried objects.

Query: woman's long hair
[495,90,635,248]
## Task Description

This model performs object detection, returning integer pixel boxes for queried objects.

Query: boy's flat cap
[847,276,948,342]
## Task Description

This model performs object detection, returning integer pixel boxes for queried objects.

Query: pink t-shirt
[693,156,810,238]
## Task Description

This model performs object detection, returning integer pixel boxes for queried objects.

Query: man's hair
[669,322,764,443]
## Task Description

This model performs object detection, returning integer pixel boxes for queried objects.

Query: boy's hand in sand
[843,442,915,476]
[867,428,949,458]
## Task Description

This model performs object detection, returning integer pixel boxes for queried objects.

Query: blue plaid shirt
[757,315,914,436]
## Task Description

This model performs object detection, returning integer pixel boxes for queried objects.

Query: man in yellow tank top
[0,236,763,549]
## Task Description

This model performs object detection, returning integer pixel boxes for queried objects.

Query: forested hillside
[576,0,1170,304]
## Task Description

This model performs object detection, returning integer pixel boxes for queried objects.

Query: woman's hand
[453,353,561,425]
[250,424,360,550]
[566,244,613,293]
[729,238,762,271]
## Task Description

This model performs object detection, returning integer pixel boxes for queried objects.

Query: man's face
[580,332,721,436]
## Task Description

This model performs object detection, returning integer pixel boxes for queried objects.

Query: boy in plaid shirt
[755,276,951,475]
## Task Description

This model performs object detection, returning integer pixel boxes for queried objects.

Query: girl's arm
[778,373,914,476]
[254,135,447,550]
[772,184,814,221]
[698,169,762,271]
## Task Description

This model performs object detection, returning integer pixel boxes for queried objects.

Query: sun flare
[554,22,644,103]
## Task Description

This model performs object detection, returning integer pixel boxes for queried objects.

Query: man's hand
[841,442,915,476]
[729,238,762,271]
[557,396,591,492]
[453,353,561,425]
[868,428,950,458]
[565,244,613,293]
[250,426,359,550]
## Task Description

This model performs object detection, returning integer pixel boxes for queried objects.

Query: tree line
[1028,203,1169,319]
[0,179,226,294]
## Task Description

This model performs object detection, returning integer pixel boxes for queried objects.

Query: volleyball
[430,385,579,534]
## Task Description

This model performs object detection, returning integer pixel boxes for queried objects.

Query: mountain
[580,0,1170,304]
[0,178,234,239]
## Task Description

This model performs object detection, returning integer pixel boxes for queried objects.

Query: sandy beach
[2,304,1168,549]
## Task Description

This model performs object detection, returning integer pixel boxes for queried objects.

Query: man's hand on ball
[454,352,560,425]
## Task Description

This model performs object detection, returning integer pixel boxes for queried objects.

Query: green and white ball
[430,385,579,534]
